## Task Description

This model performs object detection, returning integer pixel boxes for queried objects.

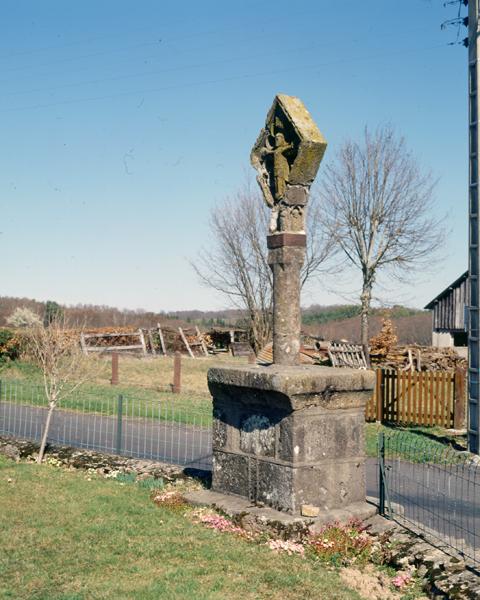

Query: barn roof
[424,271,468,310]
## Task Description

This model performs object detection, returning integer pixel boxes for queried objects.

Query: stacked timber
[370,345,467,371]
[256,341,330,365]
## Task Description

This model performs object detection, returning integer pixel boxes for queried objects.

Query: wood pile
[82,331,140,348]
[369,318,467,371]
[369,319,398,357]
[370,345,467,371]
[256,342,330,365]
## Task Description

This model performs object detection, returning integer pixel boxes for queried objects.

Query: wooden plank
[429,371,435,427]
[376,369,383,422]
[80,333,88,355]
[179,327,195,359]
[400,371,408,423]
[449,370,455,427]
[422,371,428,425]
[85,344,144,352]
[157,324,167,356]
[195,326,209,357]
[83,332,139,339]
[436,370,443,427]
[454,367,466,429]
[417,371,424,425]
[412,370,418,425]
[138,329,147,357]
[393,370,398,421]
[406,370,412,425]
[444,371,450,428]
[386,370,392,421]
[147,329,156,356]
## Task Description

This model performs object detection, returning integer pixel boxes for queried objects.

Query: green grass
[365,422,468,464]
[0,377,213,426]
[0,456,361,600]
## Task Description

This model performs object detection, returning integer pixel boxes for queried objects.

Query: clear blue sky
[0,0,467,312]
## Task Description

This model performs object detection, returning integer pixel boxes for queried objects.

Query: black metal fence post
[116,394,123,455]
[378,430,386,516]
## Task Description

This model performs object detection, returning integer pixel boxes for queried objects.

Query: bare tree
[192,186,333,352]
[25,318,104,463]
[321,125,444,351]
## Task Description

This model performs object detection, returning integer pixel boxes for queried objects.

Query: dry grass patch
[91,353,247,394]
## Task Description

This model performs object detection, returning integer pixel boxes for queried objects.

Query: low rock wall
[0,435,193,482]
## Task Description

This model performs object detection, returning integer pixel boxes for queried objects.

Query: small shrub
[113,472,137,484]
[0,329,22,363]
[308,518,374,566]
[152,490,187,509]
[137,476,162,490]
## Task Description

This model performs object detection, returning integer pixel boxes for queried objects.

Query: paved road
[0,401,212,471]
[1,400,479,559]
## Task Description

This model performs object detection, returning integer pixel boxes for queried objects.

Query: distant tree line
[302,304,425,326]
[0,295,430,346]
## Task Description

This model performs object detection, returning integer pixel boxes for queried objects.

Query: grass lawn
[0,356,251,426]
[0,359,215,426]
[0,456,362,600]
[365,422,467,463]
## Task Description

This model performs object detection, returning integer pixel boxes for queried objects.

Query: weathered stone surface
[185,488,375,538]
[212,451,250,498]
[208,364,375,408]
[0,435,189,481]
[239,414,275,456]
[301,504,320,517]
[251,94,327,234]
[268,244,305,365]
[278,409,365,462]
[365,514,480,600]
[209,364,374,516]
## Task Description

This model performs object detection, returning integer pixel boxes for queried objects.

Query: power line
[0,43,447,114]
[0,38,346,98]
[0,22,436,95]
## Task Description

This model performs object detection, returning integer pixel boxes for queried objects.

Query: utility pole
[468,0,480,452]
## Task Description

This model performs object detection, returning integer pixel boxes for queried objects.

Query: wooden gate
[365,368,466,429]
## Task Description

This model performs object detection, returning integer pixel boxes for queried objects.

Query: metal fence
[2,378,480,564]
[0,379,213,471]
[378,430,480,564]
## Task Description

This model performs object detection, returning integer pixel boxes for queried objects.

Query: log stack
[370,345,467,371]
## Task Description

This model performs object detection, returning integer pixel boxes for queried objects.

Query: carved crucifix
[251,94,327,364]
[251,94,327,234]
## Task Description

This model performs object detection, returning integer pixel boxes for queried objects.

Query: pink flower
[392,572,412,588]
[199,514,246,535]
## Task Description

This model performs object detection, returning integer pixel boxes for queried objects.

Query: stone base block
[208,364,375,516]
[185,489,377,534]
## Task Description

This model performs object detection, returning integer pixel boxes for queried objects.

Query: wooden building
[424,271,468,354]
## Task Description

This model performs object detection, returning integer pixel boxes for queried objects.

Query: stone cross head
[251,94,327,234]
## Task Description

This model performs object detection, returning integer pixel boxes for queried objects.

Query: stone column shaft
[267,233,306,365]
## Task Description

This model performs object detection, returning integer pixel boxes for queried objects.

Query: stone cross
[251,94,327,365]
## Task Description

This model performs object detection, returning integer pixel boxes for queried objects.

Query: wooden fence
[365,368,466,429]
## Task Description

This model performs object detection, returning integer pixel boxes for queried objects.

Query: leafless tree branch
[192,184,334,351]
[320,125,445,350]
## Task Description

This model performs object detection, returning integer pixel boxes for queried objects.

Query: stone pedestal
[208,364,375,516]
